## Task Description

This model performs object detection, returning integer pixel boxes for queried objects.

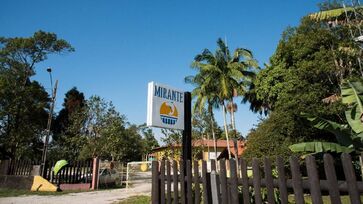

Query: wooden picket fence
[152,153,363,204]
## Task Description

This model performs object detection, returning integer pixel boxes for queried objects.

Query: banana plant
[289,79,363,154]
[308,6,363,22]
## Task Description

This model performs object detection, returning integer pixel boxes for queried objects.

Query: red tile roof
[150,139,246,156]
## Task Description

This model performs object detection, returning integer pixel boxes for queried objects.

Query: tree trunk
[210,113,217,161]
[222,102,232,159]
[206,133,210,160]
[230,98,237,138]
[230,99,236,130]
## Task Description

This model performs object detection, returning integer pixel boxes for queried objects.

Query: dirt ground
[0,183,151,204]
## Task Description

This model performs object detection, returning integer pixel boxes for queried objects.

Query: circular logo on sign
[160,102,178,125]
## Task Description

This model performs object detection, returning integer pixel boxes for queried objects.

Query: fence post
[229,159,239,204]
[306,155,323,204]
[152,161,160,204]
[0,160,10,175]
[341,153,361,204]
[290,156,304,204]
[210,170,219,204]
[31,165,41,176]
[91,157,99,190]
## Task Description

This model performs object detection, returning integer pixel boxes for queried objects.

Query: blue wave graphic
[160,115,178,125]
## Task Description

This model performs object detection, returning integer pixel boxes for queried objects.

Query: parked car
[80,168,117,186]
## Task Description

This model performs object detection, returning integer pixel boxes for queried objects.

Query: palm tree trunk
[206,133,210,160]
[230,98,237,138]
[210,114,217,161]
[222,102,232,159]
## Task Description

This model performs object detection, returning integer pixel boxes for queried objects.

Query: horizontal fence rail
[152,153,363,204]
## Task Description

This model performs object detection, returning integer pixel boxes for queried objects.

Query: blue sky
[1,0,321,142]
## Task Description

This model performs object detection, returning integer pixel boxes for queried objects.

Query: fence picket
[186,160,193,204]
[19,160,25,175]
[323,154,342,204]
[14,160,19,175]
[193,160,201,204]
[77,161,81,182]
[229,159,239,204]
[152,161,159,204]
[341,153,361,204]
[64,164,69,183]
[180,161,185,204]
[166,161,171,204]
[23,160,27,175]
[276,156,288,204]
[211,159,216,171]
[219,159,228,203]
[202,160,211,204]
[24,160,29,175]
[172,161,178,204]
[252,158,262,204]
[306,155,323,204]
[290,156,304,204]
[160,160,165,204]
[18,160,24,175]
[263,157,275,204]
[240,158,250,204]
[72,162,76,183]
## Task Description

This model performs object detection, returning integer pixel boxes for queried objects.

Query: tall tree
[139,124,159,159]
[0,31,74,159]
[161,129,182,160]
[192,106,222,159]
[187,38,258,158]
[185,73,221,160]
[49,87,86,160]
[244,17,356,159]
[77,96,144,162]
[53,87,85,140]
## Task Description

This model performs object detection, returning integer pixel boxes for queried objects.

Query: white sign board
[147,81,184,130]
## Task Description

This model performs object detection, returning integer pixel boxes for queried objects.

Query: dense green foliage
[0,31,74,159]
[50,94,159,162]
[289,79,363,154]
[243,15,360,159]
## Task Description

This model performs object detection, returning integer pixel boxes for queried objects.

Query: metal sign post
[182,92,192,163]
[182,92,192,204]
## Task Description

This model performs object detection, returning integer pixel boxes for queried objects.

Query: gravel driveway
[0,183,151,204]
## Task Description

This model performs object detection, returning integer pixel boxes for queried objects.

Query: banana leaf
[54,160,68,175]
[341,80,363,133]
[289,142,353,153]
[301,113,353,146]
[308,7,362,21]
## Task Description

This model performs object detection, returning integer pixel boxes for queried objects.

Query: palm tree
[187,38,258,159]
[185,74,220,161]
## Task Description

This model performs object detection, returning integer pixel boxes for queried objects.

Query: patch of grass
[0,188,86,197]
[289,194,363,204]
[116,195,151,204]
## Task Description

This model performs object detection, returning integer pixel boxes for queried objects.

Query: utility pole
[41,79,58,176]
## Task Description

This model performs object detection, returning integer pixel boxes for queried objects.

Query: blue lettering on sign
[154,85,183,103]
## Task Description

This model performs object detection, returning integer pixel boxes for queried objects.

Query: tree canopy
[0,31,74,159]
[243,16,358,159]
